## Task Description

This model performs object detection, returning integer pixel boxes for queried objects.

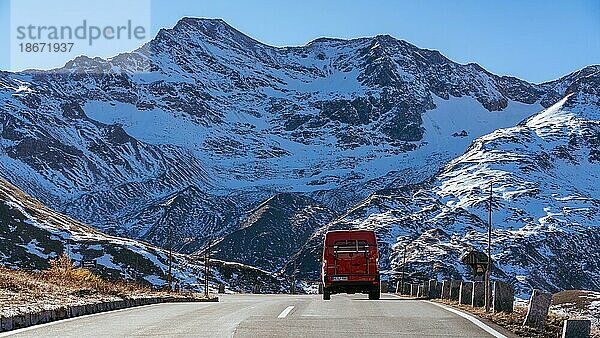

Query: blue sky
[1,0,599,83]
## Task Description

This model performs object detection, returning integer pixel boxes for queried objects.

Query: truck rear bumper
[325,280,379,295]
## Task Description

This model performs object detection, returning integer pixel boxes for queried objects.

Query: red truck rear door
[332,239,370,276]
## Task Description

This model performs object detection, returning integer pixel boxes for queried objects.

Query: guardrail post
[472,281,485,307]
[380,280,388,293]
[403,283,411,295]
[410,284,418,297]
[493,281,514,313]
[427,279,439,299]
[459,282,473,305]
[449,280,461,301]
[523,289,552,330]
[441,281,451,299]
[562,319,591,338]
[421,281,429,298]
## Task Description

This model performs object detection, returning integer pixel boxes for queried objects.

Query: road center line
[277,306,295,319]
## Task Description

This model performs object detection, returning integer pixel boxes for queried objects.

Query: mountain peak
[152,17,267,52]
[373,34,396,42]
[173,17,231,34]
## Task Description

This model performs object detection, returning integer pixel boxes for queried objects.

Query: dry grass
[47,254,105,285]
[42,254,153,297]
[433,299,566,338]
[0,255,204,316]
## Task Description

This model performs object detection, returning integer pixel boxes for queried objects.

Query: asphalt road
[3,294,510,337]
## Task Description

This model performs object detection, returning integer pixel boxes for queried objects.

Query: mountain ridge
[1,18,599,295]
[0,175,286,292]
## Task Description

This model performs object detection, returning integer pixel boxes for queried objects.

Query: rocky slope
[211,192,335,272]
[291,68,600,296]
[0,177,285,292]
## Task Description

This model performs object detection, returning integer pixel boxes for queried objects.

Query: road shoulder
[425,300,519,338]
[390,294,517,338]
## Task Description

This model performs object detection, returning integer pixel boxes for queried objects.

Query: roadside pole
[401,245,407,294]
[291,261,297,294]
[205,239,211,298]
[485,182,492,312]
[168,221,173,291]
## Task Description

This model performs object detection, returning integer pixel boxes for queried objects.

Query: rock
[29,312,40,326]
[85,304,96,315]
[1,316,14,331]
[12,314,29,329]
[70,305,86,317]
[56,306,69,319]
[452,130,469,138]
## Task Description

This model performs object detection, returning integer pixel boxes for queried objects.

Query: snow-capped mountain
[0,176,285,292]
[1,17,599,293]
[294,67,600,295]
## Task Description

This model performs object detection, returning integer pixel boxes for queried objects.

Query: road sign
[460,250,489,280]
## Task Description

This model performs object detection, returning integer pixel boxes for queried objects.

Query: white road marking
[390,294,507,338]
[277,306,295,319]
[425,301,508,338]
[0,304,165,337]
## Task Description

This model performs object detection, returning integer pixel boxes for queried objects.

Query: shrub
[46,254,104,286]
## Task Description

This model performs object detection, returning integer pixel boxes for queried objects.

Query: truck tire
[368,289,380,300]
[323,290,331,300]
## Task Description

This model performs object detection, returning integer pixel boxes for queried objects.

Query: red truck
[321,230,380,300]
